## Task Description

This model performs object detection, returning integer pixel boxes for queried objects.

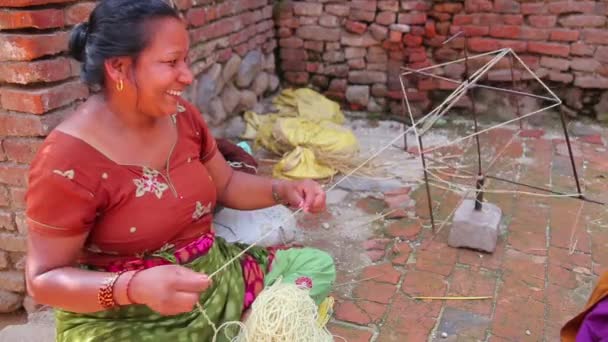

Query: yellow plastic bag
[273,147,337,180]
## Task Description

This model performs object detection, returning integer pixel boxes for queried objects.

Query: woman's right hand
[127,265,212,315]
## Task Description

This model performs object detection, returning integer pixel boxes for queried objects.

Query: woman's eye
[165,60,177,66]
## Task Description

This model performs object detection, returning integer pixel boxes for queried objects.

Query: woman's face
[131,17,193,117]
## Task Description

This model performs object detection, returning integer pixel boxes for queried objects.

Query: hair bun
[68,22,89,62]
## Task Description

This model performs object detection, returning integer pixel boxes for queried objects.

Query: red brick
[334,300,371,325]
[414,240,457,276]
[494,0,520,13]
[376,11,396,26]
[2,138,43,164]
[0,8,63,30]
[3,0,73,7]
[447,268,497,316]
[292,2,322,16]
[520,27,549,40]
[528,15,557,28]
[464,0,493,12]
[571,43,595,56]
[489,25,520,39]
[0,110,65,137]
[583,29,608,45]
[398,13,427,25]
[173,0,192,10]
[0,31,69,62]
[284,71,308,85]
[403,34,423,47]
[361,263,401,284]
[540,56,570,71]
[451,25,489,37]
[327,324,373,342]
[430,11,451,22]
[186,7,209,27]
[521,3,546,15]
[549,1,599,14]
[453,14,473,26]
[344,20,368,35]
[467,37,500,52]
[278,37,303,49]
[0,163,27,187]
[401,1,431,11]
[0,57,75,84]
[502,14,524,25]
[550,29,580,42]
[425,20,436,38]
[64,2,95,25]
[9,187,25,210]
[470,13,502,25]
[388,30,402,43]
[528,42,570,57]
[353,280,396,304]
[433,3,463,13]
[0,186,9,207]
[380,292,442,340]
[0,210,14,230]
[560,15,606,28]
[391,241,412,265]
[0,81,88,115]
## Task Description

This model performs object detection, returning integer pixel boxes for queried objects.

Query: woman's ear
[104,56,133,87]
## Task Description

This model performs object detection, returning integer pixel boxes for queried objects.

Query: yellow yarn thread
[198,280,334,342]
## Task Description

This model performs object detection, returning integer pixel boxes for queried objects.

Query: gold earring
[116,79,124,92]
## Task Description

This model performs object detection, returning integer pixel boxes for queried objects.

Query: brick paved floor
[298,118,608,341]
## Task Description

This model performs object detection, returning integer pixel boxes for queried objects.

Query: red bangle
[98,270,126,309]
[126,270,143,305]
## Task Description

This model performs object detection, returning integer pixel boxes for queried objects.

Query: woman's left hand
[277,179,326,213]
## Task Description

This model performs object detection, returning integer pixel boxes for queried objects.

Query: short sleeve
[180,100,218,163]
[25,146,99,237]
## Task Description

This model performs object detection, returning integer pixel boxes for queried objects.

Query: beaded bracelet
[98,270,126,309]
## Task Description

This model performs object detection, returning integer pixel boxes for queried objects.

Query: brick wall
[277,0,608,120]
[0,0,278,313]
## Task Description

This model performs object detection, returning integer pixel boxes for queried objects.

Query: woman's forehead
[144,17,189,54]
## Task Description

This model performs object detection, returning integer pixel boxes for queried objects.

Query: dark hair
[68,0,180,87]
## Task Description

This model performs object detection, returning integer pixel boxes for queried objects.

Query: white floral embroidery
[192,201,212,220]
[177,104,186,113]
[133,167,169,199]
[53,169,75,179]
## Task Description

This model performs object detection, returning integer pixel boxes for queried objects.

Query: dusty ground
[2,108,608,341]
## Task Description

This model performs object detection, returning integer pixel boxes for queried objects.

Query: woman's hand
[128,265,211,316]
[277,179,326,213]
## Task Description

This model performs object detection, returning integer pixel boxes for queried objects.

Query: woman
[24,1,335,341]
[562,272,608,341]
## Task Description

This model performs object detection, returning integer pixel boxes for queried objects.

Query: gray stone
[236,50,263,88]
[22,296,46,315]
[390,23,411,33]
[0,290,22,313]
[263,53,276,71]
[252,72,270,96]
[326,189,349,205]
[369,24,389,41]
[222,115,246,139]
[367,97,384,112]
[341,32,379,47]
[195,63,224,113]
[345,47,367,59]
[594,91,608,121]
[337,176,404,192]
[434,307,491,341]
[214,205,297,247]
[348,71,387,84]
[0,311,55,342]
[448,199,502,253]
[570,121,601,137]
[222,55,242,83]
[268,75,280,93]
[346,85,370,106]
[220,83,240,114]
[238,90,257,112]
[208,98,226,124]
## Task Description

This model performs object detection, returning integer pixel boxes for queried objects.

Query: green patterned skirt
[55,237,335,342]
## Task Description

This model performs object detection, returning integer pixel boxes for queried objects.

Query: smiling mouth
[166,90,182,97]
